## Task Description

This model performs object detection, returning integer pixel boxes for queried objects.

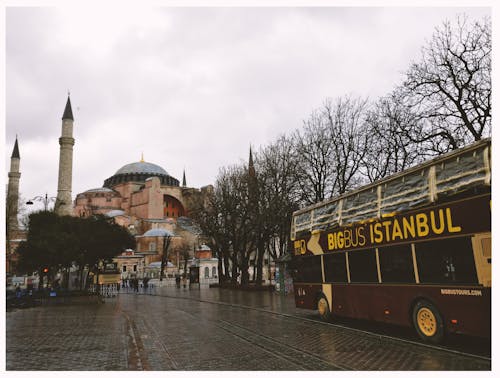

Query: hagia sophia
[6,96,218,284]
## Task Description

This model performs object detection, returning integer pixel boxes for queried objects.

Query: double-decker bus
[290,139,491,343]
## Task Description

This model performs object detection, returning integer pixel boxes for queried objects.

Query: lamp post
[26,193,57,211]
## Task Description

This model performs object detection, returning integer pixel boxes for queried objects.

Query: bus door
[472,233,491,287]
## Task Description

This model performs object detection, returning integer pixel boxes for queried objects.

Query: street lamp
[26,193,57,211]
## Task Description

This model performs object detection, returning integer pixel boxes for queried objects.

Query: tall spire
[62,95,74,120]
[11,136,20,159]
[182,169,186,187]
[7,137,21,230]
[56,94,75,216]
[248,146,255,177]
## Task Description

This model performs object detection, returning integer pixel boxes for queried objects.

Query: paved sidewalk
[6,287,491,371]
[151,285,307,314]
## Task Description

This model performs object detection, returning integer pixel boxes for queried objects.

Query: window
[133,265,137,272]
[122,265,127,272]
[323,253,347,283]
[212,267,217,277]
[149,242,156,251]
[291,255,322,283]
[204,267,210,278]
[348,249,378,283]
[415,237,478,285]
[379,245,415,283]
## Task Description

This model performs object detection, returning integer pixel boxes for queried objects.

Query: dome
[103,160,179,188]
[115,161,170,176]
[105,209,126,218]
[83,187,116,194]
[143,228,174,237]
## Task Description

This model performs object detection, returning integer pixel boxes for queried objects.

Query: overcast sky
[5,6,491,213]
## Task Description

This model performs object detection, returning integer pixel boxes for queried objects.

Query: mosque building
[73,151,214,276]
[7,95,217,282]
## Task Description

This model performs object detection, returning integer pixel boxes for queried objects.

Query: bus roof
[291,138,490,239]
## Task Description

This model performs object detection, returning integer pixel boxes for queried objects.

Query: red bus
[290,139,491,343]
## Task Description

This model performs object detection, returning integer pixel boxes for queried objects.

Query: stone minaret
[7,137,21,230]
[182,169,187,187]
[55,95,75,216]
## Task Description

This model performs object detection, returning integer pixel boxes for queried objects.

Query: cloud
[5,6,491,205]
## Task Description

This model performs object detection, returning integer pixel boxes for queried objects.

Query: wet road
[6,286,491,370]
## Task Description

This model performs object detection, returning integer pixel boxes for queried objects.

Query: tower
[7,137,21,230]
[182,169,186,187]
[55,95,75,216]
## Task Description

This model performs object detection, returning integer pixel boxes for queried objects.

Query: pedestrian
[182,275,187,288]
[175,275,181,288]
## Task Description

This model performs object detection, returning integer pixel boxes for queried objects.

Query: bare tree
[323,96,370,194]
[401,15,491,152]
[293,110,335,205]
[159,231,174,281]
[256,136,300,275]
[361,95,426,183]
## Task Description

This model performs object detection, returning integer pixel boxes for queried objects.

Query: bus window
[415,237,478,285]
[323,253,348,283]
[378,245,416,283]
[291,255,322,283]
[348,249,378,283]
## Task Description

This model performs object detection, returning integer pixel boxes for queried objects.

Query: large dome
[115,161,170,176]
[103,160,179,188]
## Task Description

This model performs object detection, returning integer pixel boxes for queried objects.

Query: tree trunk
[231,258,238,284]
[255,239,265,286]
[240,252,249,286]
[217,252,224,284]
[38,269,44,290]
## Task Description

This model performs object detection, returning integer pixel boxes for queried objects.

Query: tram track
[216,319,349,370]
[165,298,349,370]
[125,291,491,364]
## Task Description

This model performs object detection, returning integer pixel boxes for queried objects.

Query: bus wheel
[317,294,331,321]
[412,300,444,344]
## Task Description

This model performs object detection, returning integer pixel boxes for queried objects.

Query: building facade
[74,157,212,275]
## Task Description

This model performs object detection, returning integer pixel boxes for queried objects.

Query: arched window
[149,242,156,251]
[212,267,217,277]
[204,267,210,278]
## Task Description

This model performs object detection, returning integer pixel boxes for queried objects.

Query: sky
[4,4,492,213]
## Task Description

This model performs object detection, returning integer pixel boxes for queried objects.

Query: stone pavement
[6,286,491,371]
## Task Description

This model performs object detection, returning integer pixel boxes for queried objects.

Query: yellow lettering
[358,227,366,246]
[416,213,429,237]
[446,208,462,233]
[392,219,403,240]
[328,233,335,250]
[373,223,383,243]
[382,221,392,241]
[430,209,445,234]
[369,224,374,243]
[344,229,351,248]
[294,240,306,255]
[337,231,344,249]
[402,216,415,238]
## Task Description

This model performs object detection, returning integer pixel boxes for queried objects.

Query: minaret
[55,95,75,216]
[182,169,187,187]
[248,146,256,178]
[7,137,21,230]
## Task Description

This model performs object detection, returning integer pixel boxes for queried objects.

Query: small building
[189,244,218,286]
[144,261,176,279]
